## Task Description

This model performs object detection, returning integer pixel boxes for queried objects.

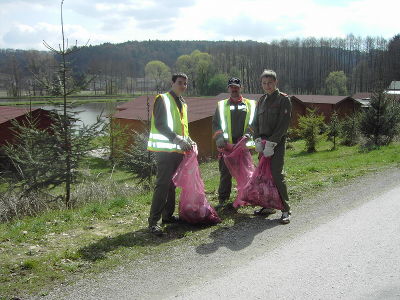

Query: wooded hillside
[1,35,399,96]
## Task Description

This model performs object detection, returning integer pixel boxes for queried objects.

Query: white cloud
[1,22,107,50]
[0,0,398,50]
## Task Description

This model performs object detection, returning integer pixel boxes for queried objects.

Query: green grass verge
[0,139,399,299]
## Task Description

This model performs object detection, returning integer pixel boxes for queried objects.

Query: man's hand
[173,135,192,151]
[254,138,264,153]
[243,133,252,140]
[263,141,277,157]
[215,134,226,149]
[186,136,197,147]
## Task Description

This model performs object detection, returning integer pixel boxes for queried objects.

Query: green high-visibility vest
[147,92,189,153]
[218,98,256,148]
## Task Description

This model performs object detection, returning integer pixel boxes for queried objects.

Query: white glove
[263,141,277,157]
[243,133,252,140]
[186,136,196,146]
[173,135,192,151]
[254,138,264,153]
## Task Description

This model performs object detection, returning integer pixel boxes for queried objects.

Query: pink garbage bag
[220,137,255,208]
[241,156,284,210]
[173,146,221,225]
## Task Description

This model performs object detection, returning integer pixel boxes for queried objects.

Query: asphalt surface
[34,167,400,300]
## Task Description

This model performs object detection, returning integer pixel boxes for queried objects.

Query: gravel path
[34,167,400,300]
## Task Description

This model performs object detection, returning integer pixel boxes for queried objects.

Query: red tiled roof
[352,92,372,99]
[214,93,263,100]
[291,95,349,104]
[219,93,353,105]
[220,93,351,105]
[113,93,360,122]
[114,93,262,122]
[0,106,39,125]
[114,95,216,122]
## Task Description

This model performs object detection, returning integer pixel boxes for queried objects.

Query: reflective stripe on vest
[218,98,256,148]
[147,93,188,153]
[163,94,174,131]
[218,100,229,140]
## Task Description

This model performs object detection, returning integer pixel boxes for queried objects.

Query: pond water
[34,102,127,127]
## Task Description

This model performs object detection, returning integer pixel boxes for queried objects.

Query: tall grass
[0,139,399,298]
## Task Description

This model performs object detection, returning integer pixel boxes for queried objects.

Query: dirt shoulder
[33,167,400,300]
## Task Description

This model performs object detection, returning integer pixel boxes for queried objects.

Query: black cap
[227,77,241,87]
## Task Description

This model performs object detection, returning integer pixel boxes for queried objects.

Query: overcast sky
[0,0,398,50]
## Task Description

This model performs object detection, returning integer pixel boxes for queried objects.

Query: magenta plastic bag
[241,156,284,210]
[173,146,221,225]
[220,137,255,208]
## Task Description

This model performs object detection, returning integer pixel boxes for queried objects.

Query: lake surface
[34,102,127,127]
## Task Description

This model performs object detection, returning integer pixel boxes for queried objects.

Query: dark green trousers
[270,139,290,212]
[218,157,232,202]
[148,152,184,226]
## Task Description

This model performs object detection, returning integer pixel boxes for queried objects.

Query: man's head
[171,73,188,96]
[227,77,242,99]
[260,69,278,95]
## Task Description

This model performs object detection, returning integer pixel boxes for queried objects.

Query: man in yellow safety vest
[212,77,256,208]
[147,73,194,236]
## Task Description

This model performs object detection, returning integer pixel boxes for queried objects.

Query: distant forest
[0,34,399,97]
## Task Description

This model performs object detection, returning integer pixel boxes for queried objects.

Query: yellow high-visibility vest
[218,98,256,148]
[147,92,189,153]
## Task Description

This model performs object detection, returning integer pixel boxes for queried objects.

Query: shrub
[297,108,325,153]
[359,90,400,147]
[340,113,361,146]
[326,111,341,150]
[287,127,301,141]
[2,113,102,208]
[119,130,157,185]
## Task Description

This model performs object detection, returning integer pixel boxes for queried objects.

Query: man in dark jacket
[250,69,292,224]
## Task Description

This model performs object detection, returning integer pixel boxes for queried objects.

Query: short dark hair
[172,73,188,83]
[260,69,277,81]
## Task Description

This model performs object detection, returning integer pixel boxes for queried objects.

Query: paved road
[36,168,400,300]
[168,183,400,300]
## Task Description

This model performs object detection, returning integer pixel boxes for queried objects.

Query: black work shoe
[215,199,228,209]
[148,225,164,236]
[254,207,277,216]
[162,215,180,224]
[280,211,291,224]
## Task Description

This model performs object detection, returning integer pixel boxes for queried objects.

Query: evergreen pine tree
[3,1,103,208]
[327,111,340,150]
[3,113,101,200]
[359,90,400,147]
[119,129,156,186]
[340,113,360,146]
[297,108,325,153]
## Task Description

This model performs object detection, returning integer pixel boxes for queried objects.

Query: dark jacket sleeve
[249,96,263,139]
[212,106,223,139]
[269,96,292,143]
[153,95,177,142]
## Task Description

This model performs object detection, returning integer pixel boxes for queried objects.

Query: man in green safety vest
[147,73,194,236]
[212,77,256,208]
